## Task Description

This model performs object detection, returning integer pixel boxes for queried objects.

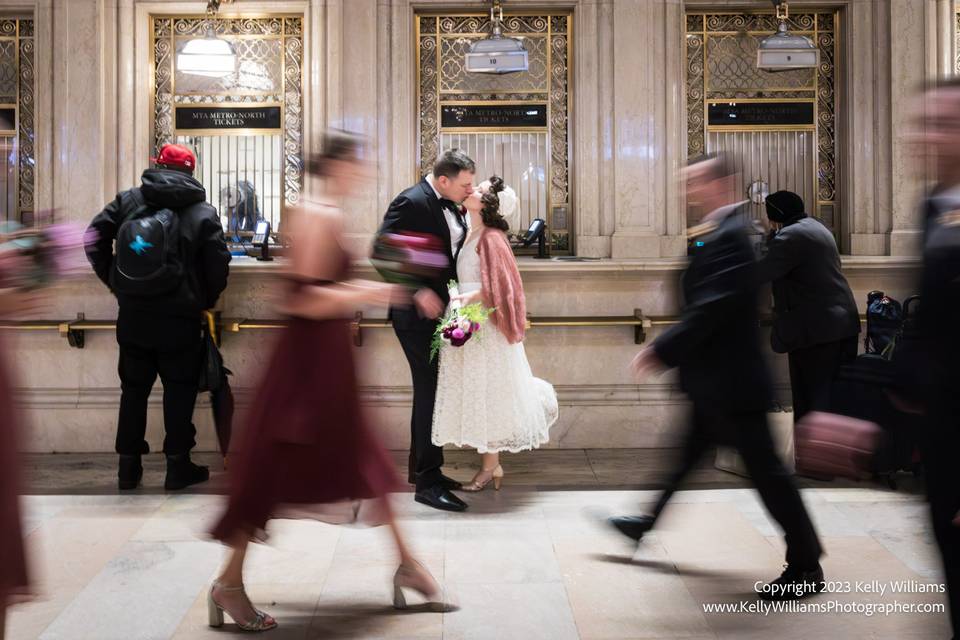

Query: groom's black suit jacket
[377,177,466,332]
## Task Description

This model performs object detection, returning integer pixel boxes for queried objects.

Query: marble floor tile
[39,540,221,640]
[444,519,562,585]
[556,534,715,639]
[440,583,580,640]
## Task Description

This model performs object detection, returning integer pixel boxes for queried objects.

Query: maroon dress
[0,338,30,605]
[211,247,399,541]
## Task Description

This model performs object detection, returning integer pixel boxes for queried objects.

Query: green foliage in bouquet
[429,281,495,361]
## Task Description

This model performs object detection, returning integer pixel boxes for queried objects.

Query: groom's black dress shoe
[415,485,468,512]
[609,515,655,541]
[406,474,463,490]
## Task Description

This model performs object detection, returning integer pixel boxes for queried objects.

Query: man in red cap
[86,143,231,491]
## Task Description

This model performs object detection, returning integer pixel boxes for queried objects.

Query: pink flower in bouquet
[452,328,465,340]
[471,322,480,332]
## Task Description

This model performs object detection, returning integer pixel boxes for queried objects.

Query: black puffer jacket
[86,169,231,317]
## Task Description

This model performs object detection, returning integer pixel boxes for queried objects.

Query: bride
[432,176,558,491]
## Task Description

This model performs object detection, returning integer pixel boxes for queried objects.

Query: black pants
[115,310,201,456]
[395,326,444,491]
[649,407,823,569]
[923,402,960,637]
[788,336,859,423]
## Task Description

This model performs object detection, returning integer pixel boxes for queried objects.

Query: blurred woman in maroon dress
[0,287,41,640]
[207,132,442,632]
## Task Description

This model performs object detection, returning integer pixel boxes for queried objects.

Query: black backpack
[110,191,184,297]
[864,291,903,355]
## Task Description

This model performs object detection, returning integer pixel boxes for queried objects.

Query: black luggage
[827,292,921,488]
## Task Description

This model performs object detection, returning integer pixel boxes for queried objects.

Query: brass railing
[0,309,650,348]
[0,310,868,349]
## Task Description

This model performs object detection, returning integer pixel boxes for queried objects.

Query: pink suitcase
[795,411,883,481]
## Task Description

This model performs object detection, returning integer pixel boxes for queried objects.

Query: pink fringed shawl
[478,228,526,344]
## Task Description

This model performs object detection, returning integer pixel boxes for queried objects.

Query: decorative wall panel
[0,18,34,223]
[152,14,303,225]
[687,11,838,236]
[418,12,572,254]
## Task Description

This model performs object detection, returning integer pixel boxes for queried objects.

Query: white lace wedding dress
[431,229,558,453]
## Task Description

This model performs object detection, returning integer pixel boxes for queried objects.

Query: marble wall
[0,0,947,452]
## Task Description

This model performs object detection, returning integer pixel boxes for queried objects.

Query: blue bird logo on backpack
[129,235,153,256]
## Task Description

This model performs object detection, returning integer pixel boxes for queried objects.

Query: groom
[377,150,476,512]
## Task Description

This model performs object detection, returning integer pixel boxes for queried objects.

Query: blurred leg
[735,412,822,568]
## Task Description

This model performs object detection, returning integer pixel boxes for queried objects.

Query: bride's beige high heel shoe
[393,561,443,610]
[461,465,504,492]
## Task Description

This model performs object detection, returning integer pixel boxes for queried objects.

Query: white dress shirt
[426,173,467,256]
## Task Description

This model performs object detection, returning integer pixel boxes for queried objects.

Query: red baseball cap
[152,144,196,172]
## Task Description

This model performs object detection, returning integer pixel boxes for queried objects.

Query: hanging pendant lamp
[177,0,237,78]
[756,1,819,71]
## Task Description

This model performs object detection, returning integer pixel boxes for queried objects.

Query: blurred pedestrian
[902,78,960,639]
[0,280,43,639]
[207,131,443,632]
[609,154,825,601]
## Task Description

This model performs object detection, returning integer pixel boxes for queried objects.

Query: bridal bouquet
[0,219,94,291]
[430,281,494,361]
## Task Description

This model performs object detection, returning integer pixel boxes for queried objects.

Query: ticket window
[152,15,304,242]
[0,17,35,225]
[417,12,572,254]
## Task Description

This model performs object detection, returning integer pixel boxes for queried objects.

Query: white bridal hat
[498,184,521,231]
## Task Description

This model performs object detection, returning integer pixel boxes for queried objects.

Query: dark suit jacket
[758,215,860,353]
[653,209,773,418]
[904,193,960,401]
[376,178,465,331]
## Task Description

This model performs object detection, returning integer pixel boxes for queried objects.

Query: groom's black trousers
[395,325,445,491]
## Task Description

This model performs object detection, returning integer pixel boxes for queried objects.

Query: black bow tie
[439,198,461,213]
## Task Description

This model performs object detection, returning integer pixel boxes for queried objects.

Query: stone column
[936,0,957,77]
[52,0,106,223]
[889,0,939,256]
[572,0,611,258]
[609,0,685,259]
[848,0,892,255]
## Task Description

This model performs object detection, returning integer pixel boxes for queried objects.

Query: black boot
[609,515,655,542]
[118,454,143,490]
[164,452,209,491]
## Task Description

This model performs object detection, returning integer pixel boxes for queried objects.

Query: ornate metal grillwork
[0,41,16,103]
[152,15,303,215]
[418,13,572,254]
[0,18,34,223]
[439,36,548,94]
[706,35,815,92]
[686,11,837,233]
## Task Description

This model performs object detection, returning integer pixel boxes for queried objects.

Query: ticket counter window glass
[417,13,571,255]
[0,18,35,225]
[686,11,838,238]
[152,15,303,238]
